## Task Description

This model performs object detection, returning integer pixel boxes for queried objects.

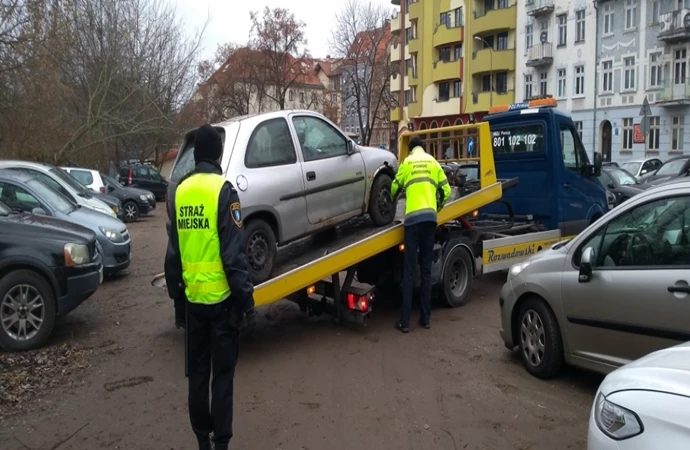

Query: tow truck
[152,98,606,326]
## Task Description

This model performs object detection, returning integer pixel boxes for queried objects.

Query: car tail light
[347,292,371,313]
[100,186,105,193]
[128,168,133,186]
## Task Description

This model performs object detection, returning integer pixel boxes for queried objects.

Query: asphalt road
[0,210,602,449]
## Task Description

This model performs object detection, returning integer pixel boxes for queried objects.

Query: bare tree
[330,0,395,146]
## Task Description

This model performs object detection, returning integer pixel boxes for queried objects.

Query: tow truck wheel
[244,219,276,285]
[368,174,396,226]
[441,246,473,307]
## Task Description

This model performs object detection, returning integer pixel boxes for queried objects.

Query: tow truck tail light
[472,209,479,218]
[306,285,316,295]
[398,244,405,251]
[347,292,371,312]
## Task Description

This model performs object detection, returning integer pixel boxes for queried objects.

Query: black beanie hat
[194,124,223,162]
[410,136,424,150]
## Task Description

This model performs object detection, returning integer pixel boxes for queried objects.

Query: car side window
[0,182,41,212]
[292,116,347,162]
[149,169,162,181]
[560,122,586,172]
[70,170,93,186]
[245,118,297,168]
[136,167,149,178]
[575,195,690,268]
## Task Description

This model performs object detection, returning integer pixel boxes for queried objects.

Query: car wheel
[368,173,396,226]
[244,219,277,285]
[441,246,473,308]
[0,270,57,352]
[517,297,564,379]
[123,201,139,222]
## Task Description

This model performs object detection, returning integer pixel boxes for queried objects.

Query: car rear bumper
[57,262,102,316]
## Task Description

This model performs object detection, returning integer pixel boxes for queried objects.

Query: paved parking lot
[0,210,601,449]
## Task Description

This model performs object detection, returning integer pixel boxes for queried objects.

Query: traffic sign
[640,115,650,137]
[468,137,475,156]
[639,96,652,117]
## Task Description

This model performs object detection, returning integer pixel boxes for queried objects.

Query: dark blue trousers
[399,221,436,328]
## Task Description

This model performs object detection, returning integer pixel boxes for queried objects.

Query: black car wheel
[244,219,277,285]
[517,297,564,379]
[0,270,56,352]
[368,173,396,226]
[123,201,140,222]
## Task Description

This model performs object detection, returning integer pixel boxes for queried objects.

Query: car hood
[358,145,398,173]
[644,175,675,186]
[599,342,690,398]
[127,187,154,197]
[616,185,644,195]
[1,212,96,243]
[66,206,127,233]
[92,192,119,206]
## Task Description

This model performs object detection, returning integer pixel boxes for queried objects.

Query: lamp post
[474,36,494,108]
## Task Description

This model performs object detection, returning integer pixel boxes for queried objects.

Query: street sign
[640,115,650,137]
[639,96,652,117]
[468,137,475,156]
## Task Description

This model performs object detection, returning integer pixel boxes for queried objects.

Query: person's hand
[245,307,257,331]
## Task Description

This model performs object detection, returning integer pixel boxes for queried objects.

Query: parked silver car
[0,170,132,276]
[168,110,398,283]
[499,180,690,378]
[620,158,663,179]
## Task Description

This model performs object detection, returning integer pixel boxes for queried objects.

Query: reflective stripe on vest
[175,172,230,304]
[400,148,448,220]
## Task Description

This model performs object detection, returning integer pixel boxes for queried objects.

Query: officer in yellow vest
[391,136,451,333]
[164,124,255,450]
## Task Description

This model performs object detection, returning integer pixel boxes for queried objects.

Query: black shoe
[419,319,430,329]
[395,322,409,333]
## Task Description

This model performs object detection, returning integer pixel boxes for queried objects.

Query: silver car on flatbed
[167,110,398,283]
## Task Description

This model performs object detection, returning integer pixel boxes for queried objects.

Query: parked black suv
[0,200,102,351]
[102,173,155,222]
[120,164,168,201]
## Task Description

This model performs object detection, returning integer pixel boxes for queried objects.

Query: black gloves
[245,307,257,331]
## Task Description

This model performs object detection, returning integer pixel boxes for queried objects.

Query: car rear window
[69,169,93,186]
[171,125,231,183]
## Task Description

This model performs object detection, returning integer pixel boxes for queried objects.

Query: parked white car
[588,341,690,449]
[61,167,107,194]
[0,161,116,218]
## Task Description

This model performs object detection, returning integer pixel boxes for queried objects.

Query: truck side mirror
[579,247,594,282]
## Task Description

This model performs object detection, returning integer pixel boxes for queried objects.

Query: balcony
[391,43,401,62]
[391,12,401,34]
[433,23,464,47]
[656,78,690,105]
[390,106,402,122]
[658,10,690,43]
[432,96,462,117]
[409,0,421,18]
[390,74,401,92]
[471,90,515,111]
[408,36,421,54]
[471,48,515,75]
[473,4,517,35]
[432,59,462,83]
[526,0,554,17]
[526,43,553,67]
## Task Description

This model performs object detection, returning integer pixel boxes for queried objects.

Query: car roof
[63,166,96,172]
[0,160,54,171]
[0,168,37,183]
[664,155,690,163]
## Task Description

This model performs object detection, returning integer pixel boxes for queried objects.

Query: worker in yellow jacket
[391,136,451,333]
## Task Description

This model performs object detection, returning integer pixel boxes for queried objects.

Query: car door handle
[668,285,690,294]
[306,171,316,181]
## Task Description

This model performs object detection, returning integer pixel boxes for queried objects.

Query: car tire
[0,269,57,352]
[368,173,396,226]
[517,297,564,379]
[244,219,277,285]
[123,201,140,222]
[441,246,473,308]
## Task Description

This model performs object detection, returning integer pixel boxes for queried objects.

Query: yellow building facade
[390,0,517,134]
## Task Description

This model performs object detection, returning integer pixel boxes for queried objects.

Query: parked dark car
[0,200,102,351]
[639,155,690,186]
[120,164,168,201]
[91,191,124,221]
[602,161,620,167]
[598,167,644,206]
[101,173,155,222]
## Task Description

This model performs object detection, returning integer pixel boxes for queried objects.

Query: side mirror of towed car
[32,207,48,216]
[579,247,594,282]
[346,140,356,155]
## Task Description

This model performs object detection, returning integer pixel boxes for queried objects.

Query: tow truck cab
[480,99,607,234]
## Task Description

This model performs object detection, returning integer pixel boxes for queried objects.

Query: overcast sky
[170,0,396,61]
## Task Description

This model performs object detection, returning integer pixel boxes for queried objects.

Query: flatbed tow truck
[152,99,606,326]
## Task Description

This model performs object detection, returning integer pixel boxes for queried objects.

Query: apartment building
[590,0,690,162]
[516,0,597,148]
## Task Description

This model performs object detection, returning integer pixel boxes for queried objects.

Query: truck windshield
[490,124,544,154]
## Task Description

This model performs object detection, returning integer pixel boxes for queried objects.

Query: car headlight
[111,206,119,214]
[507,261,531,280]
[64,243,91,266]
[99,227,125,243]
[140,194,148,201]
[147,193,154,199]
[594,393,643,440]
[96,206,116,218]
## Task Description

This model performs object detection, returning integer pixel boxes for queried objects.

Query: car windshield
[459,165,478,181]
[607,168,638,185]
[656,158,688,176]
[101,174,119,188]
[49,167,92,197]
[26,178,76,214]
[620,162,641,174]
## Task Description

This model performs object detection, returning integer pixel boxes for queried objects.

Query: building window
[650,52,662,88]
[411,54,418,77]
[557,68,566,98]
[525,25,533,51]
[623,56,636,91]
[557,14,567,46]
[288,90,294,101]
[648,116,660,152]
[539,72,548,96]
[603,3,614,35]
[484,0,494,12]
[454,8,463,27]
[525,74,533,99]
[575,121,583,138]
[453,80,462,97]
[299,92,305,103]
[575,65,585,96]
[331,93,337,103]
[482,74,492,92]
[497,0,508,8]
[333,77,340,90]
[575,10,585,42]
[454,44,462,60]
[497,32,508,50]
[439,46,451,62]
[440,12,451,27]
[672,116,684,152]
[439,82,450,101]
[675,48,687,84]
[602,60,613,92]
[622,118,633,151]
[625,0,636,30]
[404,89,410,106]
[496,72,508,93]
[651,1,660,23]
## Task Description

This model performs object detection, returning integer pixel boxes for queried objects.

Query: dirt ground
[0,210,603,450]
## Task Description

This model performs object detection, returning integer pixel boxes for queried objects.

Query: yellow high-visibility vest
[175,172,230,304]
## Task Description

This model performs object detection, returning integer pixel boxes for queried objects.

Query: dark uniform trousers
[187,300,239,450]
[400,221,436,328]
